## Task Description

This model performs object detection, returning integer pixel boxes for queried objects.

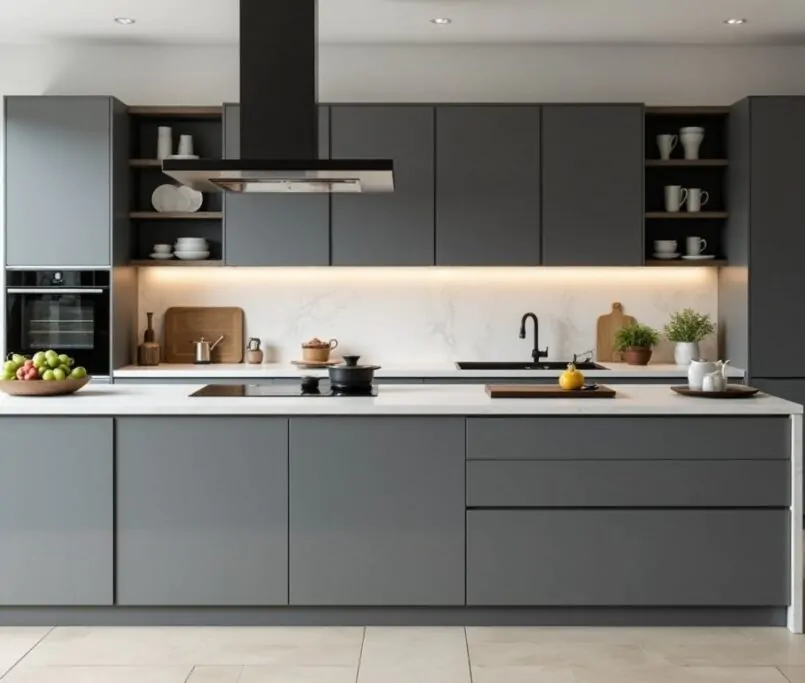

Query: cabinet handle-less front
[6,288,105,295]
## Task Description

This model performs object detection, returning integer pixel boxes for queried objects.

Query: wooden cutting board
[596,302,636,362]
[163,307,245,364]
[486,384,616,399]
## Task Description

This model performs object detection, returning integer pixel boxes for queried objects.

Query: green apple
[42,370,55,381]
[3,360,17,373]
[47,357,61,369]
[59,364,70,376]
[1,370,15,380]
[11,354,24,365]
[32,352,47,368]
[70,366,87,380]
[38,366,48,377]
[52,368,66,381]
[57,354,71,366]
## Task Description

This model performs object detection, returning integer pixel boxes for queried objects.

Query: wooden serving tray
[486,384,616,399]
[671,384,760,399]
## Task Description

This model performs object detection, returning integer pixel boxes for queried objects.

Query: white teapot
[688,359,715,391]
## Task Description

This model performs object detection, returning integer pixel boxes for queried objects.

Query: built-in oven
[6,270,111,378]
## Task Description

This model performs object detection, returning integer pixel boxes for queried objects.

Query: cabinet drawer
[467,460,789,508]
[466,417,789,460]
[466,510,789,606]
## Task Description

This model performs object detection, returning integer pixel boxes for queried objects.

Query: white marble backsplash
[138,267,719,364]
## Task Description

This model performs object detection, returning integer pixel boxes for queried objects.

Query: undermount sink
[456,361,608,371]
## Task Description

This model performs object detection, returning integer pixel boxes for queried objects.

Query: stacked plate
[174,237,210,261]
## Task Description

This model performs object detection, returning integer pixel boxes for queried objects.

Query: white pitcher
[688,359,716,391]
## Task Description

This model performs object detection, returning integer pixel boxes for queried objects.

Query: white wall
[3,41,800,363]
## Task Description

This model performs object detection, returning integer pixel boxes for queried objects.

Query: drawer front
[466,509,789,606]
[467,460,790,508]
[467,417,789,460]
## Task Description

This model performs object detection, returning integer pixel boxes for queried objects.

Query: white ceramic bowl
[175,250,210,261]
[153,244,172,254]
[653,240,677,253]
[175,240,208,249]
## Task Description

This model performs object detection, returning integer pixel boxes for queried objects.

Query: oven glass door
[6,291,110,375]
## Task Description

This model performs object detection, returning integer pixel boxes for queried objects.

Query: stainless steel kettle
[192,336,224,364]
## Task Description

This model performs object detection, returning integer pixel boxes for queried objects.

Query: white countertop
[113,361,746,380]
[1,383,797,416]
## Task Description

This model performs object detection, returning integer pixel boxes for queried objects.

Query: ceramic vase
[674,342,700,366]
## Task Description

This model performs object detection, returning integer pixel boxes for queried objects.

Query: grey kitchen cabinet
[0,418,113,605]
[116,417,289,606]
[223,104,330,266]
[331,106,434,265]
[5,96,128,267]
[289,417,465,605]
[467,509,788,606]
[541,105,644,265]
[436,106,541,265]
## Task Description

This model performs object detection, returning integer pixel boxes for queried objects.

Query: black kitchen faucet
[519,312,549,362]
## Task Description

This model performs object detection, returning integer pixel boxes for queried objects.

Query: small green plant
[664,308,715,343]
[615,323,660,351]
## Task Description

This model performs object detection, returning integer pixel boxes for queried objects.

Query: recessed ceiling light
[724,18,747,25]
[114,17,136,25]
[430,17,452,25]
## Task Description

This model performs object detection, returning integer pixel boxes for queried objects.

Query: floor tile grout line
[354,626,367,683]
[464,626,473,683]
[0,626,55,681]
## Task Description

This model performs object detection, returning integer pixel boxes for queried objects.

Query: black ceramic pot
[327,355,380,389]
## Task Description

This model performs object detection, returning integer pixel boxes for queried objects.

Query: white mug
[680,126,705,160]
[656,134,678,160]
[178,134,194,156]
[686,188,710,213]
[664,185,688,213]
[686,236,707,255]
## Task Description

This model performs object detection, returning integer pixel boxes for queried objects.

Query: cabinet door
[0,418,113,605]
[5,96,112,267]
[331,106,434,265]
[436,106,541,265]
[542,105,644,266]
[289,417,465,605]
[749,98,805,377]
[223,104,330,266]
[117,417,289,606]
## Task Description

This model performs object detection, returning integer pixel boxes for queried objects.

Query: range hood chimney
[162,0,394,194]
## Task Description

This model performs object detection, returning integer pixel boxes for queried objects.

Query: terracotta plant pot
[622,346,653,366]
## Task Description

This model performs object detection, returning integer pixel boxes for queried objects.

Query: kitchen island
[0,383,800,631]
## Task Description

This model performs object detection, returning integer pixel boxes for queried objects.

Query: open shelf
[645,106,730,116]
[128,106,222,119]
[645,159,728,167]
[130,260,224,267]
[646,212,728,220]
[130,211,222,220]
[646,259,727,267]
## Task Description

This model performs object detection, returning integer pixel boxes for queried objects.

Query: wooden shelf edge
[128,106,222,118]
[130,260,224,267]
[645,159,728,167]
[130,159,162,168]
[645,212,728,219]
[645,106,730,116]
[130,212,223,220]
[646,259,727,267]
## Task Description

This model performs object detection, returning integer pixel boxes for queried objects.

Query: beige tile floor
[2,626,805,682]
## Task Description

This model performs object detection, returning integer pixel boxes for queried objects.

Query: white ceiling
[1,0,804,46]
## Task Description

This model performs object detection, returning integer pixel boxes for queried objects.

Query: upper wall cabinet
[223,104,330,266]
[436,106,541,266]
[541,105,644,266]
[330,106,435,266]
[5,96,128,267]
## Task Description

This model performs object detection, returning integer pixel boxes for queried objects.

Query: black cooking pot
[328,355,380,389]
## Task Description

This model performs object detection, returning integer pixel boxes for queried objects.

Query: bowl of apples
[0,350,89,396]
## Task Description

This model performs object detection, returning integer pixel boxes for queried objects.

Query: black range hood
[162,0,394,194]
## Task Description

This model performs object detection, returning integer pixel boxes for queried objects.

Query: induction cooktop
[190,380,378,398]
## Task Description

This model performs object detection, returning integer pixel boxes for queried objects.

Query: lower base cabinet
[0,418,113,605]
[116,417,289,606]
[467,510,789,606]
[289,417,465,605]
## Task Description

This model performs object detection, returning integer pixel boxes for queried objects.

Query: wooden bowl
[0,377,91,397]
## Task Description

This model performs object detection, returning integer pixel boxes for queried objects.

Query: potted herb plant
[614,323,660,366]
[663,308,715,366]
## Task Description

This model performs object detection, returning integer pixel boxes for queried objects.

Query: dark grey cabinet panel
[747,98,805,377]
[289,417,465,605]
[117,417,289,606]
[436,106,541,265]
[0,418,113,605]
[467,460,789,508]
[753,379,805,407]
[542,105,644,265]
[467,510,789,606]
[5,96,115,267]
[467,417,788,460]
[223,104,330,266]
[331,106,434,265]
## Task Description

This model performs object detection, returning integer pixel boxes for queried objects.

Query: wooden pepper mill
[246,337,263,364]
[137,312,161,366]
